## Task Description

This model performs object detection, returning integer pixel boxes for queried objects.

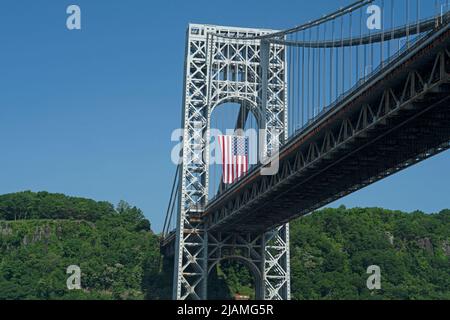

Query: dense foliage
[0,192,449,299]
[0,193,157,299]
[289,206,450,300]
[0,191,115,221]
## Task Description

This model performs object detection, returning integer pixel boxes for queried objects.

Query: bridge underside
[212,98,450,233]
[206,29,450,234]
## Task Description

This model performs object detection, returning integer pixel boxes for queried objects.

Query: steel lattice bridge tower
[174,23,290,300]
[162,0,450,300]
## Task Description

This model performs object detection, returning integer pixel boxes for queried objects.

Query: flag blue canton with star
[233,136,249,156]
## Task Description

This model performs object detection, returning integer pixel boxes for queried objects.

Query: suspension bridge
[161,0,450,300]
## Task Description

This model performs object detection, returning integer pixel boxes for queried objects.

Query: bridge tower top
[187,23,277,39]
[180,22,288,210]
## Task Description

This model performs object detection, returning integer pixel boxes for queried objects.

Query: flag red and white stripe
[218,135,249,184]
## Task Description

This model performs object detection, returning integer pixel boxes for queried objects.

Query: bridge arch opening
[208,98,261,200]
[207,257,261,300]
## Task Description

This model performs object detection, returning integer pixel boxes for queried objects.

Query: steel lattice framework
[173,24,290,300]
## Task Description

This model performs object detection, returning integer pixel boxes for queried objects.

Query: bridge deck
[203,25,450,234]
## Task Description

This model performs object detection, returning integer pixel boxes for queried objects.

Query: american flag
[218,135,249,184]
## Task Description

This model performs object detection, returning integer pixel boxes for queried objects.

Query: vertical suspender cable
[435,0,438,23]
[302,31,305,128]
[406,0,410,48]
[307,27,311,123]
[291,39,294,136]
[417,0,420,39]
[330,19,335,105]
[322,23,327,110]
[317,25,321,115]
[447,0,449,22]
[163,165,180,236]
[358,7,362,81]
[291,39,295,135]
[293,32,300,133]
[364,22,367,80]
[381,0,385,67]
[312,27,316,117]
[390,0,394,60]
[287,35,293,132]
[397,1,401,55]
[370,19,373,78]
[296,31,300,131]
[349,12,353,91]
[341,15,344,97]
[336,19,339,100]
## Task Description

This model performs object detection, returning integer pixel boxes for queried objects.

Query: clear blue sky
[0,0,448,232]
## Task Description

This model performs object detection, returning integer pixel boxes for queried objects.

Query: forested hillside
[0,191,162,299]
[0,191,448,299]
[289,206,450,299]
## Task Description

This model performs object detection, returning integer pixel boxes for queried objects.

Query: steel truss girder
[174,24,290,300]
[206,33,450,234]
